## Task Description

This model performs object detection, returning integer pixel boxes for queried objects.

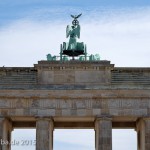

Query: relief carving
[92,100,102,108]
[75,100,86,109]
[0,100,9,108]
[16,99,24,108]
[31,100,39,108]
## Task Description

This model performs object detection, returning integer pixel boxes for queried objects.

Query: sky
[0,0,150,67]
[0,0,149,149]
[11,129,137,150]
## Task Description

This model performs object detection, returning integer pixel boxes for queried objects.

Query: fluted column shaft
[95,117,112,150]
[136,117,150,150]
[0,117,12,150]
[36,117,54,150]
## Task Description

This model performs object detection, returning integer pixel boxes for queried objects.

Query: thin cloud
[54,129,94,149]
[0,7,150,67]
[112,129,137,150]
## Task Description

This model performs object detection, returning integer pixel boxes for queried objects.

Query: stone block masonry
[1,60,150,150]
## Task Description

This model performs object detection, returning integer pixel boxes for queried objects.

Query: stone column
[136,117,150,150]
[144,118,150,150]
[36,117,54,150]
[95,117,112,150]
[0,117,3,150]
[0,117,12,150]
[136,118,145,150]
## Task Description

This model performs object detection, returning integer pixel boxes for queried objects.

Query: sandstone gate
[0,60,150,150]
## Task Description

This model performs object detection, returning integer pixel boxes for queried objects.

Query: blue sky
[1,0,150,26]
[0,0,149,149]
[0,0,150,68]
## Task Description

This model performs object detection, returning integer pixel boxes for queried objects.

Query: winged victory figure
[66,14,82,50]
[70,13,82,20]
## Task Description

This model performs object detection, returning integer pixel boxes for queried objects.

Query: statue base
[63,50,84,56]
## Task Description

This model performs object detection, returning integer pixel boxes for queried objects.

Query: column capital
[138,115,150,121]
[35,116,54,122]
[136,117,150,124]
[143,117,150,121]
[95,115,112,122]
